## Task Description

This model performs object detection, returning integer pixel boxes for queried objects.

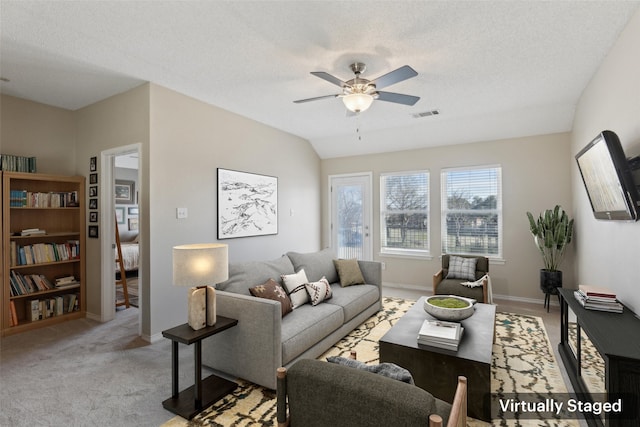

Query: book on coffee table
[417,320,464,351]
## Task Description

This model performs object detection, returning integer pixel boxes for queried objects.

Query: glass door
[330,173,372,260]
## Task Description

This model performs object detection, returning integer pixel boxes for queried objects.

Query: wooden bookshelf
[1,172,86,336]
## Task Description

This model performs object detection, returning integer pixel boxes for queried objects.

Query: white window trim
[380,170,430,257]
[440,164,503,260]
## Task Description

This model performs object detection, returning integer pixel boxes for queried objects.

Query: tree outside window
[441,166,502,257]
[380,171,429,255]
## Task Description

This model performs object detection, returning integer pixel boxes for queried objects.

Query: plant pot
[540,269,563,295]
[540,269,563,312]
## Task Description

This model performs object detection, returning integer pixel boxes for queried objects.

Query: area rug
[162,297,577,427]
[115,277,138,308]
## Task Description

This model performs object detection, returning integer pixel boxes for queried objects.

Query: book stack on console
[417,319,464,351]
[574,284,623,313]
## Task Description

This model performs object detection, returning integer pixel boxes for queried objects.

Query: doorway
[329,173,373,261]
[99,144,142,334]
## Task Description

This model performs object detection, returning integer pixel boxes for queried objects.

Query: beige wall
[321,132,574,302]
[571,8,640,312]
[1,95,76,175]
[147,84,321,336]
[75,84,151,330]
[2,84,321,339]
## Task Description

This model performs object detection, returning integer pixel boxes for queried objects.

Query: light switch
[177,207,188,219]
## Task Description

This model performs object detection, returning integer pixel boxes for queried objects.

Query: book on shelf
[18,228,47,236]
[574,290,623,313]
[26,293,80,322]
[8,189,78,208]
[0,154,37,173]
[10,241,81,267]
[9,301,18,326]
[417,319,464,351]
[55,276,79,288]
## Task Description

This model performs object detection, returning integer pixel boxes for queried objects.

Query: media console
[558,288,640,427]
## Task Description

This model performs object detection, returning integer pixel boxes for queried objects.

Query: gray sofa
[201,248,382,390]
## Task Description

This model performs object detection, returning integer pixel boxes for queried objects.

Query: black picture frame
[89,198,98,210]
[89,212,98,223]
[89,186,98,197]
[115,179,135,204]
[90,173,98,184]
[88,225,99,238]
[90,156,97,172]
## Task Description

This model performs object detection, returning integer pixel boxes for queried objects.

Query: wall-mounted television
[575,130,640,221]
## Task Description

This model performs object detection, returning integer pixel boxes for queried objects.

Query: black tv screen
[575,130,640,221]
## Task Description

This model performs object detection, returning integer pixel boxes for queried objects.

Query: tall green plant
[526,205,574,271]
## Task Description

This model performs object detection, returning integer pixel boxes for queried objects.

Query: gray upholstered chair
[276,358,467,427]
[433,254,489,303]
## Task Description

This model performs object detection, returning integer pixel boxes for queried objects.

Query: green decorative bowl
[424,296,475,321]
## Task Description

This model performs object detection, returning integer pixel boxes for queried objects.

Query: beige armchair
[433,254,489,303]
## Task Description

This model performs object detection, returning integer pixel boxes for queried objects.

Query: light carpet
[163,297,577,427]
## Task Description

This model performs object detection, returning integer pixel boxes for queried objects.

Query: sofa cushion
[327,284,380,322]
[333,258,365,287]
[248,279,293,317]
[287,248,339,283]
[446,255,477,281]
[304,276,332,306]
[282,269,310,309]
[217,255,295,295]
[281,303,343,364]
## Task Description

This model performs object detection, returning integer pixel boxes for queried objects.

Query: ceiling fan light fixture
[342,93,374,113]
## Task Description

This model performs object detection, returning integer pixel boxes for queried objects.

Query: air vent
[412,109,440,118]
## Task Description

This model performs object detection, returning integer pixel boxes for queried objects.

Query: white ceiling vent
[412,109,440,118]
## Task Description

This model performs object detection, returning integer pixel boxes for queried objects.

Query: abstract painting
[217,168,278,239]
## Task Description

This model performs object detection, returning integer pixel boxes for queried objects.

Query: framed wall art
[115,207,125,224]
[115,179,135,204]
[217,168,278,239]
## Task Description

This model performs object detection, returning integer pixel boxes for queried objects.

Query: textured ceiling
[1,1,638,159]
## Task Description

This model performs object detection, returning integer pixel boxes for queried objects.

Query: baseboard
[85,312,101,322]
[383,282,559,307]
[384,282,431,293]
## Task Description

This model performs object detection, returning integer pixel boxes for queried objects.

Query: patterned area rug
[162,297,577,427]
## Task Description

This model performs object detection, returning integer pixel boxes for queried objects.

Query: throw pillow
[304,276,332,306]
[326,356,414,384]
[333,259,365,287]
[446,256,477,281]
[281,269,310,309]
[249,279,293,317]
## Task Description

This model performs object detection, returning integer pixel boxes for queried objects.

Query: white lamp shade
[342,93,374,113]
[173,243,229,287]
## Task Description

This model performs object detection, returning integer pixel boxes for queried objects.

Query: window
[441,166,502,258]
[380,171,429,256]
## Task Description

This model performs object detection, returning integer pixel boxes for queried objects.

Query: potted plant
[526,205,574,308]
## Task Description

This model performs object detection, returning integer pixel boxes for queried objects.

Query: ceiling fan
[294,62,420,114]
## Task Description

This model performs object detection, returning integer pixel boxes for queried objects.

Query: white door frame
[99,143,142,333]
[328,172,373,261]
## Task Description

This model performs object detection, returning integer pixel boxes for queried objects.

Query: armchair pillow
[249,279,293,317]
[333,259,365,287]
[282,269,310,309]
[326,356,414,384]
[446,256,477,281]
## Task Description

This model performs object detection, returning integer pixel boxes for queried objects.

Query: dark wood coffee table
[379,296,495,421]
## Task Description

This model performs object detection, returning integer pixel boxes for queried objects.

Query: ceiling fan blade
[371,65,418,89]
[376,91,420,106]
[311,71,346,87]
[293,94,340,104]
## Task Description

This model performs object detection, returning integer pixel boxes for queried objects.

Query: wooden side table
[162,316,238,419]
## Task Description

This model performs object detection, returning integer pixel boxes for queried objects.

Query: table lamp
[173,243,229,330]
